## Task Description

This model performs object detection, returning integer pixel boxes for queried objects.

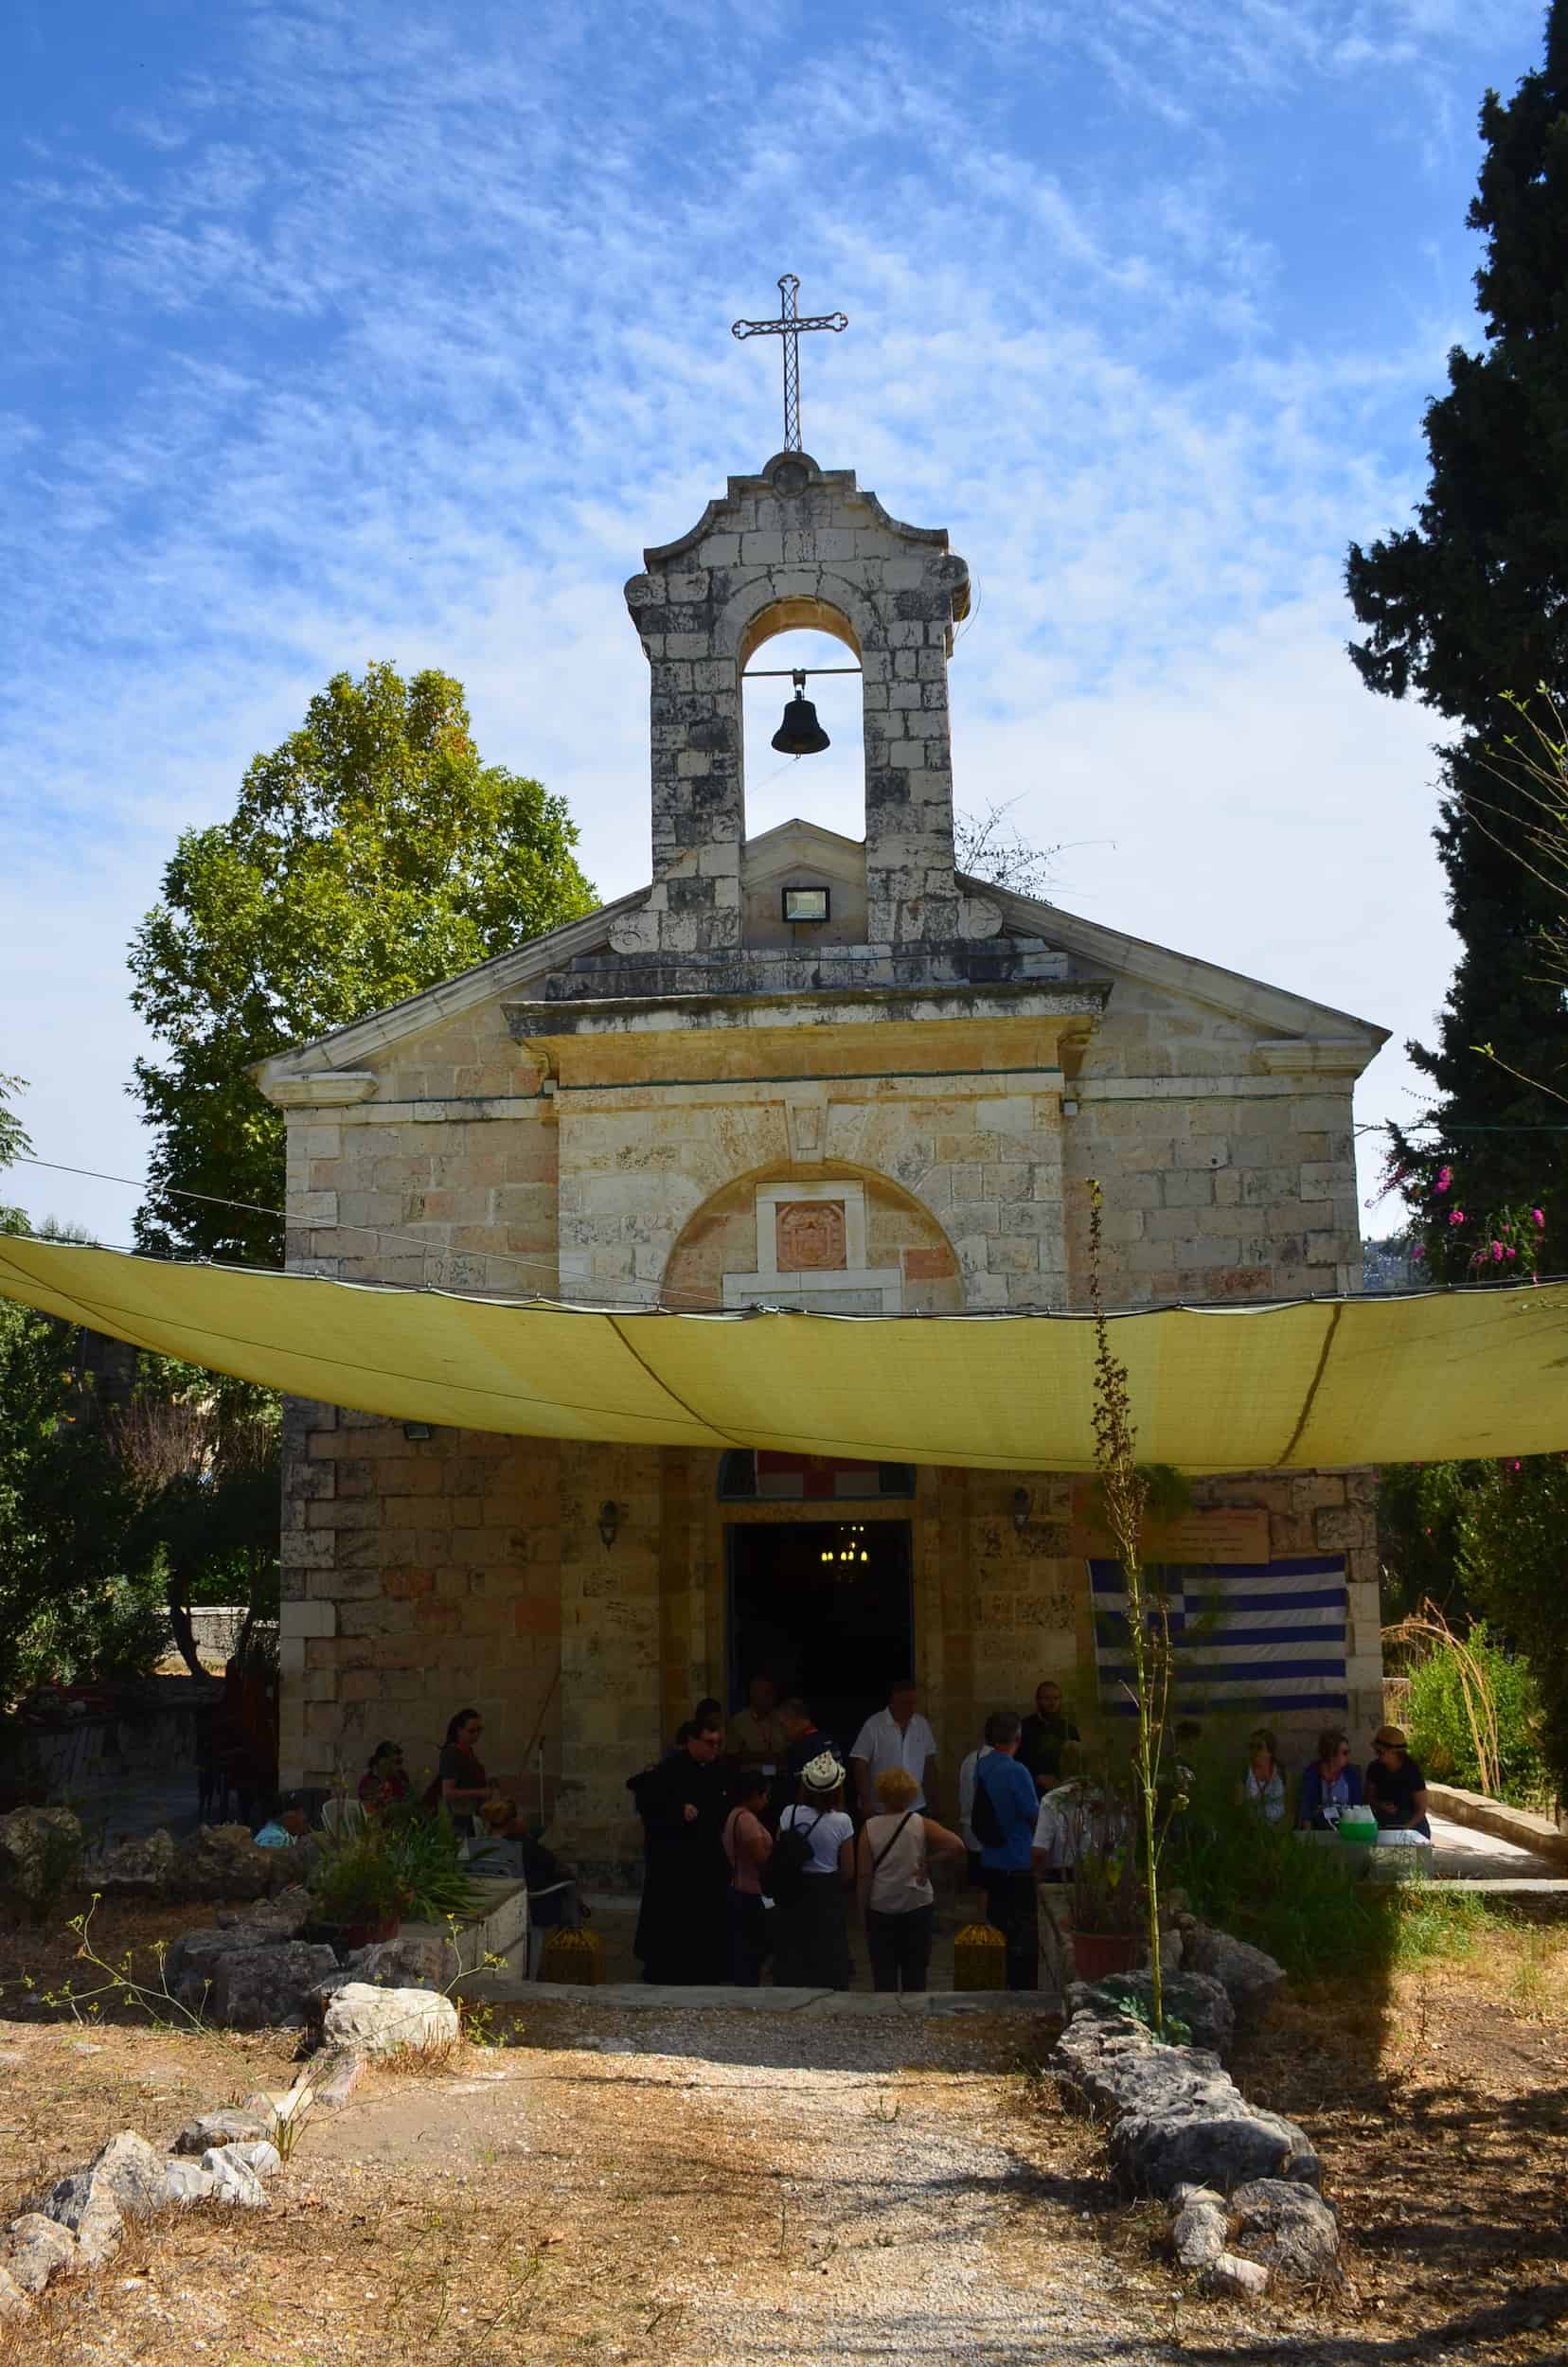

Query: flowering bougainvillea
[1374,1141,1550,1287]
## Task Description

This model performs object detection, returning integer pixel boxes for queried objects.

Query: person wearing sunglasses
[1296,1730,1361,1829]
[1365,1725,1431,1838]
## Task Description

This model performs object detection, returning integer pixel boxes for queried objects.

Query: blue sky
[0,0,1551,1250]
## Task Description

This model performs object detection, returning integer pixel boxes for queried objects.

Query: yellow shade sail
[1,1235,1564,1472]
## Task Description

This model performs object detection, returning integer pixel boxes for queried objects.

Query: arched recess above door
[662,1162,963,1316]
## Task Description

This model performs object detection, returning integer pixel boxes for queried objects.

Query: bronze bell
[772,668,830,756]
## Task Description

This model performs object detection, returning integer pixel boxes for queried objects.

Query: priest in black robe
[627,1717,730,1984]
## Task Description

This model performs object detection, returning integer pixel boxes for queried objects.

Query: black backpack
[971,1760,1006,1850]
[767,1810,824,1906]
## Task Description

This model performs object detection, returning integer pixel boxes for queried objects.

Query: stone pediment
[251,823,1385,1103]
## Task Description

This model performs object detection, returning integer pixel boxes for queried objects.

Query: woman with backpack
[769,1751,855,1989]
[856,1766,967,1993]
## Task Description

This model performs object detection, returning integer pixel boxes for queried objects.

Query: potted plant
[1067,1834,1146,1983]
[311,1833,411,1950]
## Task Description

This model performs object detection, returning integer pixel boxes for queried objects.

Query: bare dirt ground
[1,1900,1564,2367]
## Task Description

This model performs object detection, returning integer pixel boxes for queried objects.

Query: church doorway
[726,1519,914,1761]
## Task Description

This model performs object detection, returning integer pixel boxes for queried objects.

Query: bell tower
[612,449,1000,969]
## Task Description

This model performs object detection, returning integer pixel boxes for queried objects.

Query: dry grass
[1,1905,1564,2365]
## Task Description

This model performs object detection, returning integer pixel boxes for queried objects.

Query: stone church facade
[258,451,1388,1877]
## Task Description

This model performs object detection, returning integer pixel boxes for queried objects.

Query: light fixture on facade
[1012,1486,1032,1536]
[782,884,830,924]
[597,1500,623,1550]
[402,1421,434,1442]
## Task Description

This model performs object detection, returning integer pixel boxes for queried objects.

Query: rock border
[1053,1921,1341,2296]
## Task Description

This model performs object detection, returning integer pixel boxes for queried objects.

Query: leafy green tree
[1346,7,1568,1262]
[110,1364,280,1681]
[1379,1452,1568,1799]
[1459,1454,1568,1797]
[0,1220,158,1703]
[1377,1459,1484,1625]
[129,663,596,1263]
[0,1073,29,1193]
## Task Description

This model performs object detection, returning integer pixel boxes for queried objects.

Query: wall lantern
[782,884,830,925]
[597,1501,623,1551]
[1011,1486,1032,1536]
[402,1421,434,1443]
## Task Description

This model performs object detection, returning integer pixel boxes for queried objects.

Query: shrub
[312,1834,412,1927]
[1403,1623,1548,1807]
[380,1806,484,1923]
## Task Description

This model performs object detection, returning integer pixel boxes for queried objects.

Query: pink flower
[1492,1241,1506,1262]
[1436,1166,1452,1193]
[1506,1246,1517,1259]
[1449,1208,1466,1225]
[1533,1208,1545,1228]
[1411,1246,1426,1261]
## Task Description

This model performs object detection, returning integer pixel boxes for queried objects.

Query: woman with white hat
[770,1751,855,1989]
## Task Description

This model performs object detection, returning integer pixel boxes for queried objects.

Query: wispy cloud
[0,0,1547,1239]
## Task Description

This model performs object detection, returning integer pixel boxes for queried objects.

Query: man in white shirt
[850,1679,938,1818]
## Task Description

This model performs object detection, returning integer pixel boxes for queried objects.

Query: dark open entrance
[726,1520,914,1758]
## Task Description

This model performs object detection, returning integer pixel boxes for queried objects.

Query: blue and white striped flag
[1090,1557,1349,1716]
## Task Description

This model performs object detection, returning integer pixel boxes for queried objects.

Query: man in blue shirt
[972,1711,1042,1990]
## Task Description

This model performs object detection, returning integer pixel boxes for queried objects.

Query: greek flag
[1090,1557,1349,1716]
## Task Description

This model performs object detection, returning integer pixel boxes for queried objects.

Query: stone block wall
[1060,981,1363,1299]
[278,1407,568,1815]
[552,1050,1069,1311]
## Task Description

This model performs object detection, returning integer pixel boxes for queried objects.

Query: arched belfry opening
[613,450,1000,971]
[739,618,864,848]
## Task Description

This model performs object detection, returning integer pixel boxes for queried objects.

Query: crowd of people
[624,1675,1087,1993]
[625,1682,1437,1994]
[249,1690,1432,1993]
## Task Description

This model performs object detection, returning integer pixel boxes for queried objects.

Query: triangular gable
[252,820,1385,1092]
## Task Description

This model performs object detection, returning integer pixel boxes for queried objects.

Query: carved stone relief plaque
[775,1199,847,1272]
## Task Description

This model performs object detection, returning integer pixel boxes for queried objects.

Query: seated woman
[856,1766,966,1995]
[1240,1730,1287,1824]
[1364,1725,1432,1838]
[771,1752,855,1991]
[1296,1729,1362,1828]
[357,1739,411,1813]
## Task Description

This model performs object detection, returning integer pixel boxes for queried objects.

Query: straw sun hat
[801,1751,846,1795]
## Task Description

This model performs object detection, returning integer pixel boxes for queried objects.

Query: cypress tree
[1346,4,1568,1276]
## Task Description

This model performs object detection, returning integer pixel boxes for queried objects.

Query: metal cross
[731,273,848,454]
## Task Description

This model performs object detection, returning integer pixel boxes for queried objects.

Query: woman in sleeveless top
[722,1768,774,1986]
[856,1765,967,1993]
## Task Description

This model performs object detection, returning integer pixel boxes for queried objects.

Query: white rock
[0,2263,31,2323]
[3,2213,78,2293]
[198,2147,269,2209]
[38,2171,122,2269]
[163,2161,219,2205]
[1201,2250,1271,2299]
[88,2131,174,2219]
[1170,2193,1228,2269]
[320,1983,459,2057]
[223,2140,282,2180]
